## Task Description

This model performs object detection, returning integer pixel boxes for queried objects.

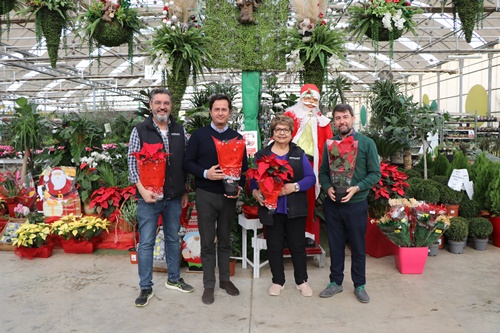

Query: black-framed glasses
[273,128,292,134]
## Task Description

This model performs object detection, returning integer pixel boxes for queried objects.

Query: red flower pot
[489,216,500,247]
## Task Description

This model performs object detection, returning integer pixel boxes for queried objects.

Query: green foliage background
[205,0,288,71]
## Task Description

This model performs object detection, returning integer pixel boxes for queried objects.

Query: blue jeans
[137,197,182,289]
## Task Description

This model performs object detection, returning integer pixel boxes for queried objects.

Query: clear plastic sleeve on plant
[326,137,358,187]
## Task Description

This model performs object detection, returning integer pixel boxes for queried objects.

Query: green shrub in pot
[406,179,440,204]
[468,217,493,239]
[459,196,480,218]
[430,174,448,186]
[404,169,422,179]
[447,217,468,242]
[439,185,463,205]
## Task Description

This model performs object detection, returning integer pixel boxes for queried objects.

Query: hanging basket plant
[19,0,75,68]
[149,2,212,119]
[1,0,20,43]
[449,0,484,43]
[348,0,421,57]
[0,0,16,15]
[283,1,346,92]
[77,0,144,69]
[93,20,132,47]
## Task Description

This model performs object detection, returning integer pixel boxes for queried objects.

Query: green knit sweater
[319,132,381,203]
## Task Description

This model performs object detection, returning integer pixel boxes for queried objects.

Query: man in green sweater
[318,103,381,303]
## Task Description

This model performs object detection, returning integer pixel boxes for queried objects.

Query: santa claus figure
[38,166,81,217]
[284,84,333,240]
[182,231,202,271]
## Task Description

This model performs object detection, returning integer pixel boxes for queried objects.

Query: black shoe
[165,278,194,293]
[202,288,214,305]
[135,288,154,307]
[220,280,240,296]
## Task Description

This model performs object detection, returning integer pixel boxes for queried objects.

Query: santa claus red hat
[300,84,320,99]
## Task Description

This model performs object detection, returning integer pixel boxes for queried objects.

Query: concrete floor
[1,244,499,333]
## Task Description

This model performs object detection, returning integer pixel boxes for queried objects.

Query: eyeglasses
[273,128,292,134]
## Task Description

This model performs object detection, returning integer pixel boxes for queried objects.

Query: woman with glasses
[250,115,316,297]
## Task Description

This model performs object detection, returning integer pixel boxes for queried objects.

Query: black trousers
[265,214,308,286]
[323,198,368,287]
[195,188,237,289]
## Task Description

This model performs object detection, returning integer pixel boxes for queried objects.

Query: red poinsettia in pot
[88,185,136,223]
[129,142,169,199]
[212,137,246,196]
[325,136,358,202]
[246,153,294,213]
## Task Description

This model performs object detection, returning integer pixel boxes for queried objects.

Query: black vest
[257,142,308,226]
[135,115,186,199]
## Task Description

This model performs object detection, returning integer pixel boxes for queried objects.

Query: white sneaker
[296,282,313,297]
[268,283,284,296]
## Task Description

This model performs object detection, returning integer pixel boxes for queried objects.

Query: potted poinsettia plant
[212,137,246,196]
[367,162,409,218]
[347,0,422,56]
[12,219,53,259]
[88,185,135,222]
[246,153,294,212]
[325,136,358,202]
[52,214,110,253]
[129,142,168,199]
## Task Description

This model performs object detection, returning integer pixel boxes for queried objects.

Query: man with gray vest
[127,88,193,307]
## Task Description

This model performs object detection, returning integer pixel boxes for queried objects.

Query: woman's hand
[279,183,296,196]
[252,189,266,206]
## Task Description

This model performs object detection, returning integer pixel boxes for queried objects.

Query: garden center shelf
[440,113,499,144]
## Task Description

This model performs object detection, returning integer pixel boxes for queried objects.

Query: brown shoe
[202,288,214,305]
[219,281,240,296]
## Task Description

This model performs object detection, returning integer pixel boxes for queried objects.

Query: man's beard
[154,113,169,123]
[339,125,352,136]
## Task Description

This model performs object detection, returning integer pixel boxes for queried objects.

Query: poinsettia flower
[130,142,169,162]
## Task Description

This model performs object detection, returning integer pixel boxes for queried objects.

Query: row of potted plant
[10,213,111,258]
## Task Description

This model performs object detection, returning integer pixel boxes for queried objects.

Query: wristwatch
[294,183,300,192]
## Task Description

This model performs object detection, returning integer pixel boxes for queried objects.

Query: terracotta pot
[129,248,138,264]
[445,204,460,217]
[229,259,236,276]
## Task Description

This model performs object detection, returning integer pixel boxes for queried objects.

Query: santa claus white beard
[51,173,67,190]
[302,101,318,108]
[185,236,201,258]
